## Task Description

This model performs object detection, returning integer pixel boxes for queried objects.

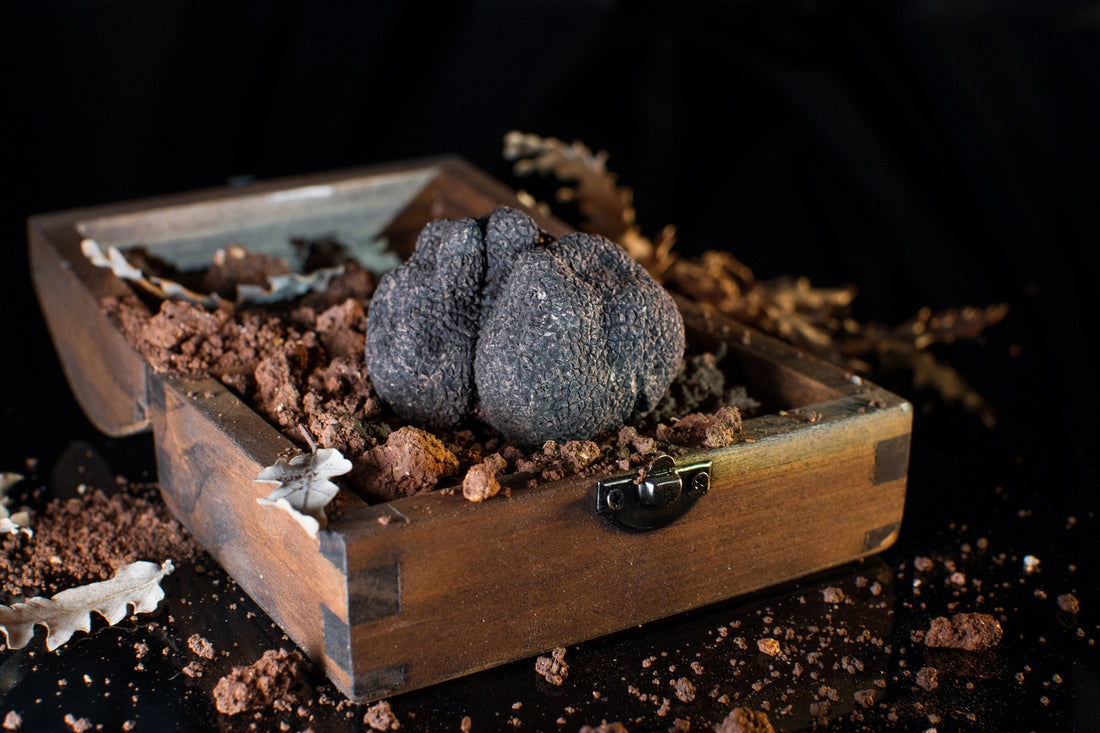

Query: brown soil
[714,707,776,733]
[1057,593,1080,614]
[100,246,754,506]
[915,666,939,691]
[363,700,400,731]
[924,612,1004,651]
[212,648,305,715]
[0,486,201,599]
[534,647,569,686]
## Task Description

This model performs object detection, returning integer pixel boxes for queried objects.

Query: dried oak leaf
[81,238,345,311]
[255,447,351,538]
[0,560,174,651]
[1,472,32,535]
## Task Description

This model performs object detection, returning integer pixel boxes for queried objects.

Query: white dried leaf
[255,448,351,538]
[80,239,144,281]
[339,232,402,274]
[82,238,349,310]
[82,238,229,308]
[236,265,344,304]
[0,472,30,535]
[0,560,174,651]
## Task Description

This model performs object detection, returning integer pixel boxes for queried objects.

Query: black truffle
[364,216,484,429]
[365,207,685,444]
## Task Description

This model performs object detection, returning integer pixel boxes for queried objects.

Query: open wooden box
[29,157,911,702]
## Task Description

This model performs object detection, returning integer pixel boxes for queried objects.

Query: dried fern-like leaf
[0,560,174,651]
[503,131,678,273]
[893,304,1011,350]
[505,131,1010,426]
[255,447,352,538]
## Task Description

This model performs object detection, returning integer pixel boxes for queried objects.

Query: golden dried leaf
[504,131,1009,427]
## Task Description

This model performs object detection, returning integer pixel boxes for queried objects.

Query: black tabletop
[4,2,1098,731]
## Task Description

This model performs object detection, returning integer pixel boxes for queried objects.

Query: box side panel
[28,218,151,436]
[148,376,352,678]
[333,400,911,700]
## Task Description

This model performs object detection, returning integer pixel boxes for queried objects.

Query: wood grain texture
[28,213,152,436]
[149,374,358,684]
[323,315,910,699]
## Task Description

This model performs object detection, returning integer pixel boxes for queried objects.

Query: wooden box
[29,158,911,702]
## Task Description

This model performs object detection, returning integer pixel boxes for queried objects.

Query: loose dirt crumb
[914,556,934,572]
[535,647,569,686]
[657,406,742,448]
[821,587,845,604]
[212,648,304,715]
[363,700,400,730]
[915,666,939,691]
[188,633,215,659]
[358,426,459,501]
[63,715,91,733]
[672,677,696,703]
[578,724,629,733]
[2,711,21,731]
[854,689,876,708]
[559,440,602,472]
[182,661,203,678]
[714,707,775,733]
[756,638,780,657]
[924,612,1003,651]
[463,453,508,502]
[1057,593,1080,614]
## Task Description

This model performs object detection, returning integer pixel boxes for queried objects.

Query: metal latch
[596,454,712,531]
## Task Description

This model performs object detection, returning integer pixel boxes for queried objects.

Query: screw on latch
[606,487,626,510]
[596,455,713,531]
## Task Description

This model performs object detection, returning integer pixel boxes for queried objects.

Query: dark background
[3,1,1099,730]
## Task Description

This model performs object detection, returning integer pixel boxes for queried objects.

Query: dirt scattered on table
[1056,593,1080,614]
[187,633,215,660]
[578,723,629,733]
[756,638,780,657]
[535,647,569,686]
[714,706,775,733]
[362,700,400,731]
[915,666,939,691]
[672,676,696,703]
[0,485,201,598]
[853,688,875,708]
[924,612,1003,651]
[212,647,305,715]
[62,714,91,732]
